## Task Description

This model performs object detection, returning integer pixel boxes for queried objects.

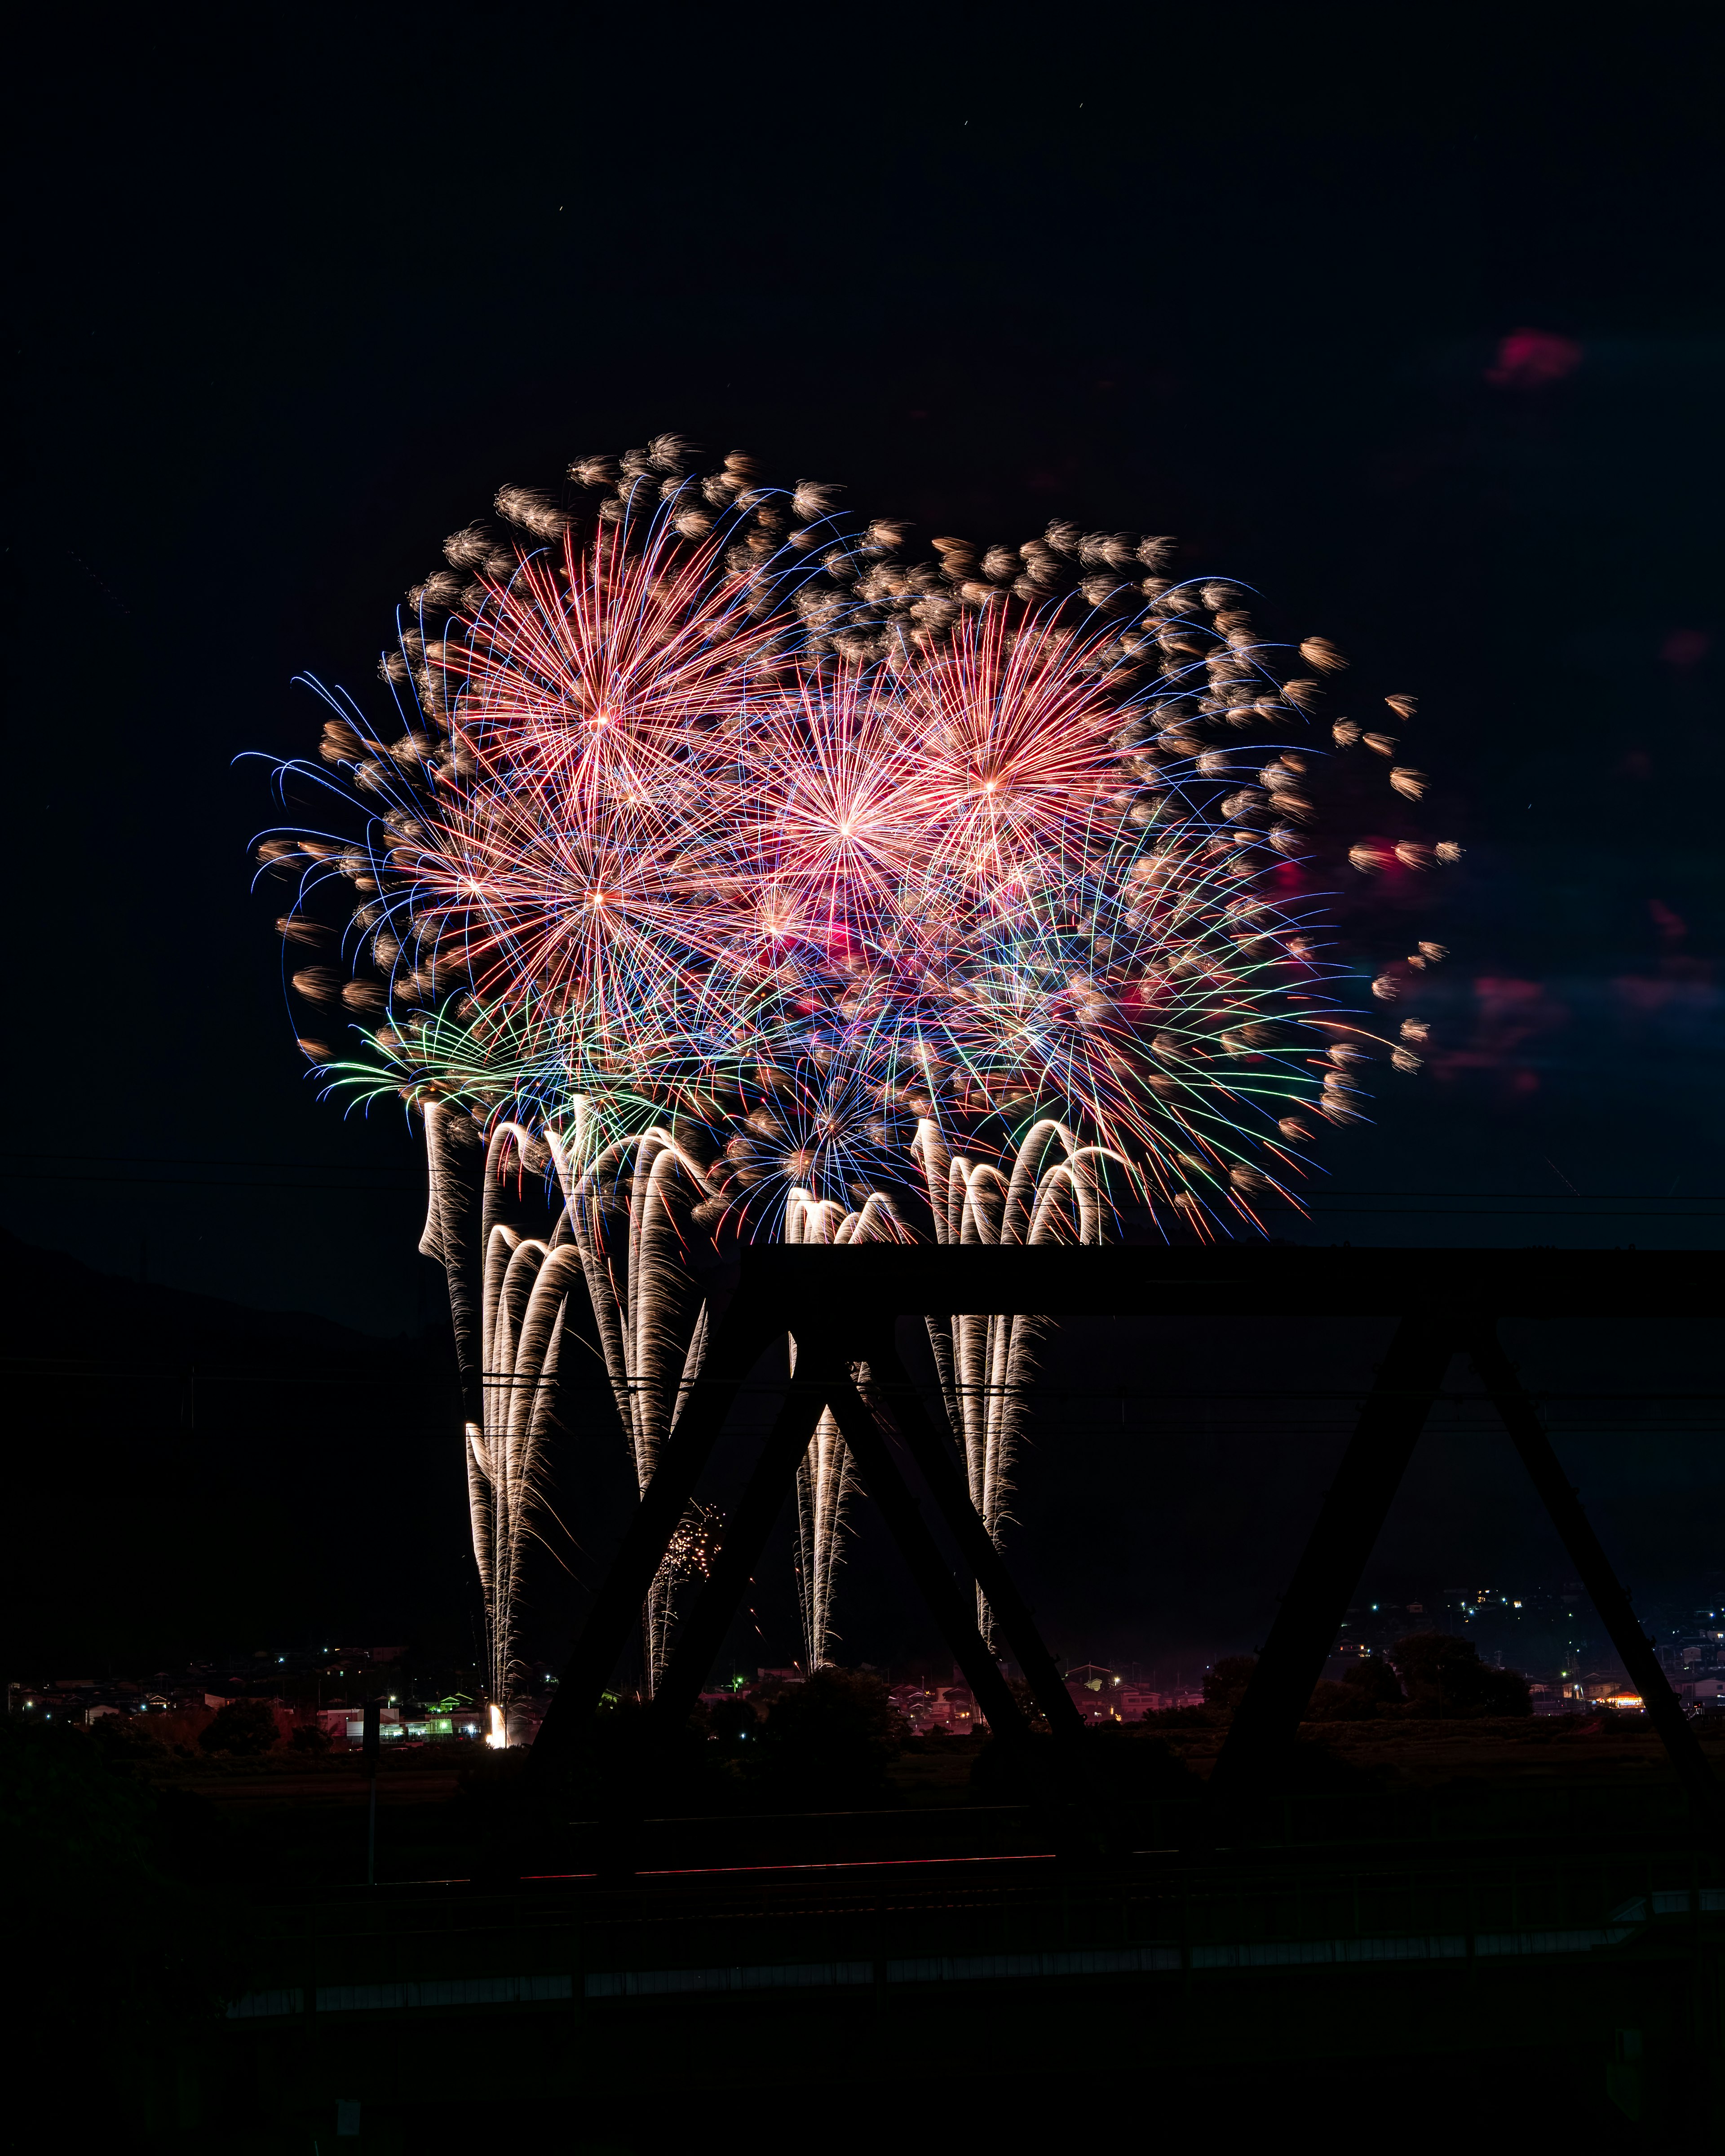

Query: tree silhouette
[1204,1656,1258,1712]
[748,1669,909,1805]
[198,1700,280,1755]
[1391,1633,1530,1718]
[1307,1655,1406,1719]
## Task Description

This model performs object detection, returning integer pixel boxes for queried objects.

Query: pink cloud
[1660,629,1711,668]
[1612,967,1718,1019]
[1429,976,1570,1096]
[1485,329,1583,389]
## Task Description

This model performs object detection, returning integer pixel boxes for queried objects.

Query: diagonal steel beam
[819,1361,1034,1743]
[1469,1322,1723,1840]
[859,1329,1086,1746]
[643,1348,839,1742]
[1208,1315,1458,1801]
[531,1292,776,1776]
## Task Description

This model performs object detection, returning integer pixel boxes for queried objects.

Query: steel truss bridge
[530,1246,1721,1839]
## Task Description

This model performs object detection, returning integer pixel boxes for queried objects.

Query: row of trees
[577,1634,1539,1817]
[84,1631,1537,1803]
[1204,1633,1534,1720]
[89,1699,325,1761]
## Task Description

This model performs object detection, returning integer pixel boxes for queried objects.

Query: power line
[0,1171,423,1197]
[1,1153,1720,1206]
[1292,1208,1719,1220]
[4,1360,1716,1404]
[0,1149,420,1174]
[2,1165,1719,1220]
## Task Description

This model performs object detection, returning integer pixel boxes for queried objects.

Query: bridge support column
[1208,1315,1456,1807]
[1469,1322,1721,1838]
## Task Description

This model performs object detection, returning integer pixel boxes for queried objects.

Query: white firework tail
[916,1118,1125,1652]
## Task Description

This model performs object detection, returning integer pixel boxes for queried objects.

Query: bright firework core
[256,433,1458,1697]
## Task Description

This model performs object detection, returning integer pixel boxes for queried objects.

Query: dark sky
[7,10,1721,1666]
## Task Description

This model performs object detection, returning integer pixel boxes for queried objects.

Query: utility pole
[363,1697,382,1886]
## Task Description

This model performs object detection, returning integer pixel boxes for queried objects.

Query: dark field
[133,1715,1725,1885]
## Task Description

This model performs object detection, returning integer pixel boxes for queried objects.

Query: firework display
[256,433,1457,1705]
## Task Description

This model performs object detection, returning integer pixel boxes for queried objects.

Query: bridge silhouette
[529,1246,1721,1839]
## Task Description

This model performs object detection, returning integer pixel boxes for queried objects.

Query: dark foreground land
[19,1717,1723,2152]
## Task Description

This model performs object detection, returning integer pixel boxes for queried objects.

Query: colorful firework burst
[253,433,1458,1684]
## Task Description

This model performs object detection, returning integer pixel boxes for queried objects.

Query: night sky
[8,12,1721,1669]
